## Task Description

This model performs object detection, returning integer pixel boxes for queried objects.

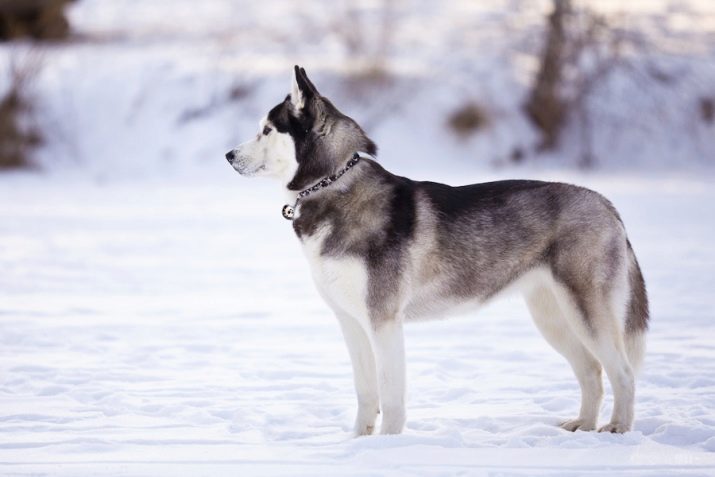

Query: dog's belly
[400,275,491,321]
[402,288,483,321]
[402,265,554,321]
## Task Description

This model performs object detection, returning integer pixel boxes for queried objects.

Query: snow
[1,172,714,476]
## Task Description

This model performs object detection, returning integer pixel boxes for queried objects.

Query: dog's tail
[624,239,649,374]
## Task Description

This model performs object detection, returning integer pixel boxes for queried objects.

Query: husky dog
[225,66,649,436]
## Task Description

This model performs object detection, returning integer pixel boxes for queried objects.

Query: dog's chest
[298,225,370,320]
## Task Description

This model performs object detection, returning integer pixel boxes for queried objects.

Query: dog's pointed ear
[290,65,304,110]
[290,65,318,111]
[299,67,319,95]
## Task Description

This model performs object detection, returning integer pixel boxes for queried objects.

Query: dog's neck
[281,152,373,221]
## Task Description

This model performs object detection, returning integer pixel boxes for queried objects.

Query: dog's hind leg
[371,318,406,435]
[525,285,603,431]
[589,336,635,433]
[550,285,636,433]
[580,317,635,433]
[337,313,380,436]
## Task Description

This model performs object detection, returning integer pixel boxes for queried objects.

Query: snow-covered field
[1,171,714,476]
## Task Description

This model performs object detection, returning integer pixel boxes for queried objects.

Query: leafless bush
[0,0,75,41]
[340,64,394,97]
[328,0,395,74]
[0,52,43,169]
[524,0,666,166]
[177,80,256,125]
[297,0,396,82]
[700,96,714,124]
[447,102,490,138]
[524,0,569,151]
[290,0,403,131]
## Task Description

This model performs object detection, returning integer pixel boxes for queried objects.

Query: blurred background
[0,0,713,179]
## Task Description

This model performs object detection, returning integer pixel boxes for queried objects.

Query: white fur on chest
[299,225,370,324]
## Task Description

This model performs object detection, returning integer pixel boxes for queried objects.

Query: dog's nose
[225,150,236,163]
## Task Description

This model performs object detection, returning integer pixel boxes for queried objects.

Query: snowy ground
[1,170,714,476]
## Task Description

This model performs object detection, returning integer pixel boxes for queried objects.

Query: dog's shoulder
[293,160,418,257]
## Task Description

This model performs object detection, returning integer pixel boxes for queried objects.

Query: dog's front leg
[372,318,406,434]
[337,314,380,436]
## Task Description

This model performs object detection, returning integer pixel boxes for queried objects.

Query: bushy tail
[624,240,649,373]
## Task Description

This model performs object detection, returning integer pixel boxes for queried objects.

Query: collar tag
[282,204,295,220]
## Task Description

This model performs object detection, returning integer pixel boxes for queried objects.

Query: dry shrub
[0,0,74,41]
[700,97,714,124]
[524,0,570,150]
[447,103,489,138]
[341,64,393,96]
[327,0,395,73]
[0,52,43,169]
[525,0,642,163]
[296,0,399,128]
[177,80,256,125]
[297,0,396,80]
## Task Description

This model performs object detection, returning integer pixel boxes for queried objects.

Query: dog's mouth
[232,160,266,176]
[226,151,264,176]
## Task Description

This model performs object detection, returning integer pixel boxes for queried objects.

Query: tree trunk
[0,0,74,41]
[525,0,571,150]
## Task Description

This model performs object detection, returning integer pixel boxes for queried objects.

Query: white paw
[380,406,406,435]
[559,418,597,432]
[354,421,375,436]
[354,405,379,437]
[354,419,376,436]
[598,422,631,433]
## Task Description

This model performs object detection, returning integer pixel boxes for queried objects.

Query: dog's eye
[262,126,272,135]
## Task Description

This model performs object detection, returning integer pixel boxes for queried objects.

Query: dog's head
[225,66,376,190]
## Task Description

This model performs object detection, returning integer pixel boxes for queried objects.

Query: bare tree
[0,50,44,169]
[0,0,74,41]
[524,0,570,151]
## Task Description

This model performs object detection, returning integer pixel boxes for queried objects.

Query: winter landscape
[1,1,714,476]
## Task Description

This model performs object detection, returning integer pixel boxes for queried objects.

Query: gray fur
[296,169,649,334]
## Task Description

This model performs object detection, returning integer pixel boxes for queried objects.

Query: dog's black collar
[282,152,368,220]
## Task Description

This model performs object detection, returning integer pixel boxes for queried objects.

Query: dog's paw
[559,418,597,432]
[353,406,379,437]
[379,406,406,435]
[598,422,631,433]
[354,422,375,436]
